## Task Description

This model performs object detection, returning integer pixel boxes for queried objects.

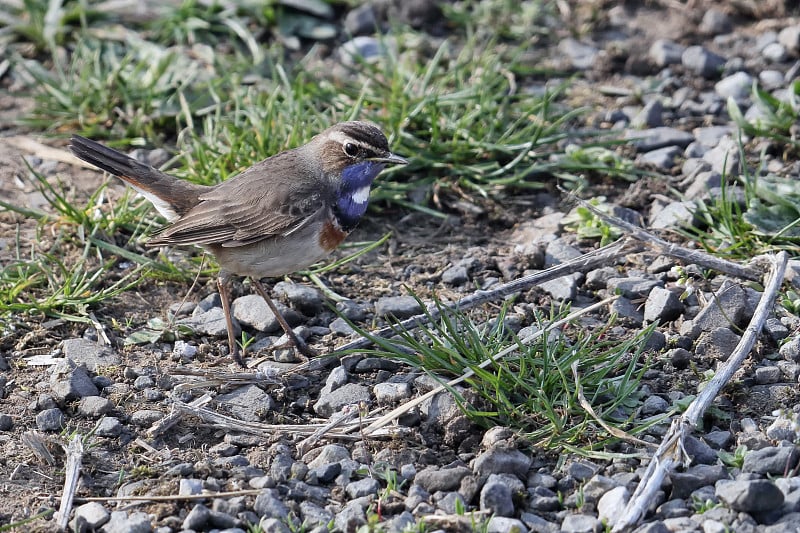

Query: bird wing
[148,156,331,248]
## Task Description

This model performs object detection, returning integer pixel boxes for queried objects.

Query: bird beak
[371,153,408,166]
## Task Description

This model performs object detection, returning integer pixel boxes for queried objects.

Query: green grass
[354,295,660,453]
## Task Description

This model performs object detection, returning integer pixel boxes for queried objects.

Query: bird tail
[69,135,209,221]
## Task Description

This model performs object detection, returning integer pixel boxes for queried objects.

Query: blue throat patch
[335,161,385,230]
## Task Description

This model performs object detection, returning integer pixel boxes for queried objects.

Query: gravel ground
[3,2,800,532]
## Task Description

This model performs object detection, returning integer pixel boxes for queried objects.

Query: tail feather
[69,135,208,220]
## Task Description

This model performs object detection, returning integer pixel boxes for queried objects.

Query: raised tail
[69,135,209,221]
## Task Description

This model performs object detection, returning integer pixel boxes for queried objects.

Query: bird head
[313,121,407,230]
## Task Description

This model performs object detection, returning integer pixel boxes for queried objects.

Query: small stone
[473,445,532,479]
[329,317,355,336]
[539,273,582,301]
[695,328,741,362]
[373,382,412,403]
[690,281,747,337]
[61,338,121,371]
[682,46,726,78]
[480,474,516,517]
[50,359,100,402]
[181,503,211,530]
[641,395,669,416]
[644,287,684,323]
[670,464,728,499]
[313,383,370,418]
[0,414,13,431]
[72,501,110,531]
[180,306,237,338]
[567,460,599,482]
[273,281,324,315]
[217,384,275,423]
[375,296,422,319]
[101,511,152,533]
[607,277,662,299]
[36,408,65,431]
[766,417,799,442]
[442,265,469,285]
[637,146,681,169]
[179,478,204,496]
[763,43,788,63]
[77,396,113,418]
[699,9,731,35]
[345,477,379,498]
[561,513,602,533]
[714,72,753,100]
[414,466,472,492]
[778,26,800,55]
[598,486,630,527]
[95,416,123,437]
[130,409,163,427]
[486,516,529,533]
[755,365,782,385]
[649,201,694,229]
[558,38,599,70]
[626,127,695,153]
[649,39,685,67]
[300,500,335,528]
[704,430,732,449]
[343,4,377,35]
[703,137,740,177]
[631,100,664,129]
[743,446,799,475]
[254,489,291,519]
[716,479,784,512]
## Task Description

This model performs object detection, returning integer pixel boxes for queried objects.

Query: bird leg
[250,278,317,359]
[217,275,245,367]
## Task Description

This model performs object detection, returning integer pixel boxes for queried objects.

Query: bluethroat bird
[69,122,408,366]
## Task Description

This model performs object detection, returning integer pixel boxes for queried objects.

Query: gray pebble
[670,464,728,499]
[36,408,65,431]
[101,511,152,533]
[558,38,599,69]
[345,477,379,498]
[313,383,370,417]
[699,9,731,35]
[486,516,529,533]
[95,416,123,437]
[180,306,238,337]
[539,273,581,301]
[344,4,377,36]
[414,465,471,492]
[254,489,290,519]
[474,445,532,479]
[742,446,799,475]
[561,513,602,533]
[766,417,799,442]
[0,413,12,431]
[374,382,412,403]
[716,479,784,513]
[329,317,355,336]
[50,359,99,402]
[300,501,335,528]
[644,287,683,323]
[598,486,630,528]
[442,265,469,285]
[649,39,685,67]
[637,146,681,169]
[77,396,113,418]
[763,43,788,63]
[375,296,422,319]
[130,409,163,427]
[607,277,662,299]
[764,318,790,343]
[778,26,800,55]
[626,127,695,152]
[755,365,782,385]
[480,476,515,516]
[274,281,324,315]
[182,503,211,530]
[704,430,732,449]
[682,45,726,78]
[649,201,694,229]
[695,328,741,362]
[641,395,669,416]
[217,384,275,423]
[72,501,110,531]
[435,491,466,514]
[62,338,121,371]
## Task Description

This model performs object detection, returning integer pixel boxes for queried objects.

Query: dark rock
[716,479,784,513]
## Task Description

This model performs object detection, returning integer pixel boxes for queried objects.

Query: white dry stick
[612,251,788,532]
[55,434,84,531]
[360,296,618,436]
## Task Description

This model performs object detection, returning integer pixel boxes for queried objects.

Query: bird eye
[343,143,359,157]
